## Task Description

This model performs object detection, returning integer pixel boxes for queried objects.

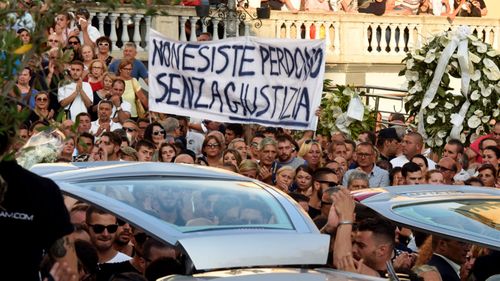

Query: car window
[74,178,294,231]
[393,200,500,242]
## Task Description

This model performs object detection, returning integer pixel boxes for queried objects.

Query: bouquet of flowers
[317,81,376,140]
[401,27,500,153]
[16,129,65,170]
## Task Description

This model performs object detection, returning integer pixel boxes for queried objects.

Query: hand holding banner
[148,29,326,130]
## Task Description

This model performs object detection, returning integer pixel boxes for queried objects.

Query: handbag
[135,97,147,119]
[132,79,148,118]
[64,100,75,121]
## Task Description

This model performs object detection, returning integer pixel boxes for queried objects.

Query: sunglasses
[133,232,150,244]
[123,127,136,133]
[206,143,220,148]
[98,42,109,46]
[68,41,79,45]
[48,39,58,43]
[88,223,118,234]
[321,201,333,206]
[305,139,319,144]
[153,130,165,136]
[317,180,338,187]
[436,165,454,172]
[36,97,48,101]
[117,218,127,226]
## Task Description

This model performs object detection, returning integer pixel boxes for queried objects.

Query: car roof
[159,268,385,281]
[357,184,500,251]
[38,161,251,182]
[38,162,330,271]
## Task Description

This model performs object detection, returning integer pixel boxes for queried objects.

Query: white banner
[148,29,326,130]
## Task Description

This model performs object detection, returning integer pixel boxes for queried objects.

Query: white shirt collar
[434,253,461,277]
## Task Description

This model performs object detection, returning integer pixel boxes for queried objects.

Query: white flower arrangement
[318,81,376,140]
[401,28,500,153]
[16,129,65,170]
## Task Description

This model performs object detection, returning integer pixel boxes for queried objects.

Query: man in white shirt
[108,79,132,124]
[86,205,132,264]
[74,8,101,46]
[58,60,93,122]
[390,132,436,169]
[427,236,469,281]
[90,100,122,137]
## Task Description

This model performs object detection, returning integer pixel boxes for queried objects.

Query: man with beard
[271,134,305,184]
[258,137,278,184]
[308,167,339,220]
[154,187,186,226]
[58,60,93,122]
[86,206,132,265]
[98,221,144,280]
[85,207,139,280]
[97,132,121,161]
[114,219,134,257]
[90,100,122,137]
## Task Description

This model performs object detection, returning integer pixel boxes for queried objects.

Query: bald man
[436,157,458,184]
[174,154,195,164]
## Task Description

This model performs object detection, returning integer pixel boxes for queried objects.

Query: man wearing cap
[376,127,400,162]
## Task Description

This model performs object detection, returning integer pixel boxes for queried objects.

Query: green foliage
[317,80,376,140]
[400,29,500,154]
[0,0,164,160]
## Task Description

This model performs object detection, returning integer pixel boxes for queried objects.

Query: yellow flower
[13,44,32,55]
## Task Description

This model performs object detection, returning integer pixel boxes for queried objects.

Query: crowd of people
[242,0,487,17]
[2,2,499,281]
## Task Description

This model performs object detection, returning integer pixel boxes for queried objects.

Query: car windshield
[393,199,500,241]
[73,178,294,231]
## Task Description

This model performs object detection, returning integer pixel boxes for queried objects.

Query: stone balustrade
[84,4,500,63]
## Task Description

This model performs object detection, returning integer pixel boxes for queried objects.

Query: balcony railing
[85,4,500,63]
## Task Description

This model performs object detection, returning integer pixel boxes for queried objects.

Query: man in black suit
[427,236,471,281]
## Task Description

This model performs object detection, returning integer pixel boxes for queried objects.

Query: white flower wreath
[317,81,376,140]
[401,26,500,153]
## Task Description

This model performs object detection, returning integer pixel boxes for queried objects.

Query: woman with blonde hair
[298,139,324,171]
[89,72,114,121]
[80,44,96,77]
[222,149,242,167]
[85,59,107,92]
[275,166,295,193]
[239,159,260,179]
[425,170,444,184]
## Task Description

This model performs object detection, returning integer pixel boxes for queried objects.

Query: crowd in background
[178,0,488,17]
[5,2,499,281]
